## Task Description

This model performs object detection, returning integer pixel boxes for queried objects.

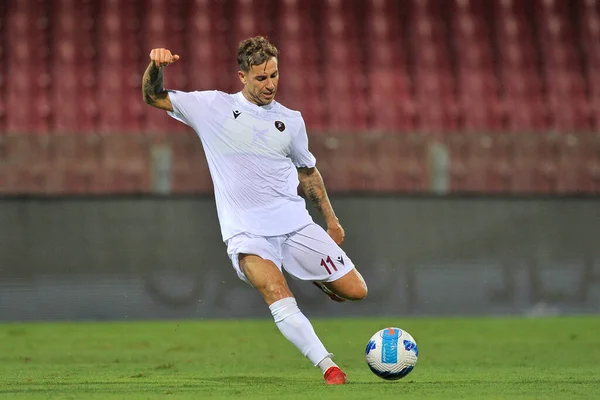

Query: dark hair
[237,36,279,72]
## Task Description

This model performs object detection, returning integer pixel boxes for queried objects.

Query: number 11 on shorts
[320,256,338,275]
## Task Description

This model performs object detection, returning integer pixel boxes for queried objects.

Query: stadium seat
[501,70,544,99]
[231,0,274,41]
[5,0,51,134]
[578,0,600,131]
[579,0,600,69]
[499,43,537,72]
[142,0,186,88]
[413,69,457,133]
[322,0,360,38]
[502,99,548,133]
[5,67,50,133]
[536,11,579,71]
[367,70,414,132]
[415,42,452,70]
[453,11,488,42]
[319,2,367,132]
[188,0,236,93]
[416,102,458,133]
[411,8,449,42]
[2,0,599,195]
[497,65,550,133]
[494,0,537,50]
[456,67,502,133]
[546,82,592,132]
[49,0,97,134]
[324,96,369,132]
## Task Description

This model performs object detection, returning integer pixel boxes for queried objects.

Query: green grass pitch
[1,316,599,399]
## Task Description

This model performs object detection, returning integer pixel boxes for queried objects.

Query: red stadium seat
[319,2,367,131]
[5,0,51,134]
[142,0,186,89]
[502,99,548,133]
[367,11,395,41]
[415,42,452,70]
[2,0,599,196]
[501,70,544,100]
[579,1,600,69]
[459,99,503,133]
[453,12,488,42]
[367,69,414,132]
[415,101,459,133]
[458,44,494,70]
[5,78,50,134]
[413,69,457,133]
[49,0,97,133]
[231,0,275,41]
[325,42,363,70]
[545,73,591,132]
[324,97,369,132]
[499,68,548,133]
[494,0,538,59]
[499,43,537,72]
[414,70,454,98]
[322,0,361,39]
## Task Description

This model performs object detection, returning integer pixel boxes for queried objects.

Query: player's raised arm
[297,166,345,245]
[142,48,180,111]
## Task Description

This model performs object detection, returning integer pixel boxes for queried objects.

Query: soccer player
[142,36,367,385]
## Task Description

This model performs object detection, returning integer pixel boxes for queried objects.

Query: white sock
[269,297,334,367]
[316,356,337,374]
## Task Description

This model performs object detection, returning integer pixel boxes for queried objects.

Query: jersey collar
[236,92,276,111]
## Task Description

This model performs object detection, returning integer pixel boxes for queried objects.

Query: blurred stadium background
[0,0,599,321]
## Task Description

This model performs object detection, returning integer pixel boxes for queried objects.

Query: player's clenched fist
[149,48,180,68]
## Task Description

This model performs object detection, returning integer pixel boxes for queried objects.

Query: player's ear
[238,70,247,85]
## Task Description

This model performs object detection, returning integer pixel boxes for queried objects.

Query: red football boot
[324,366,347,385]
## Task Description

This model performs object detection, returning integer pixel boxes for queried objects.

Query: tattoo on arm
[298,167,337,224]
[306,181,323,213]
[142,62,168,105]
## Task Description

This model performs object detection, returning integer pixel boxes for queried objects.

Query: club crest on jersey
[274,121,285,132]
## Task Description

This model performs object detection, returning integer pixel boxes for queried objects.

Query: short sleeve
[289,118,317,168]
[167,90,216,127]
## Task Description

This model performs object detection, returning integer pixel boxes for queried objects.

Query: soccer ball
[365,327,419,380]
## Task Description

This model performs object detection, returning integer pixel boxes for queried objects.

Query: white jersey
[167,90,316,241]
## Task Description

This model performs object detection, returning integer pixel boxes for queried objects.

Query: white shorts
[226,223,355,285]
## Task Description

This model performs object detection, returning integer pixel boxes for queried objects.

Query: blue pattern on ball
[403,339,419,357]
[365,340,376,355]
[381,328,400,364]
[368,364,414,381]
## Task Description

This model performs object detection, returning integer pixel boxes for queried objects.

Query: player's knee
[346,270,368,301]
[259,282,293,304]
[346,282,368,301]
[330,269,368,301]
[337,278,367,301]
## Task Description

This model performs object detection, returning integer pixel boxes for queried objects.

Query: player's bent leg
[239,253,346,384]
[324,268,368,301]
[280,223,366,304]
[238,254,293,305]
